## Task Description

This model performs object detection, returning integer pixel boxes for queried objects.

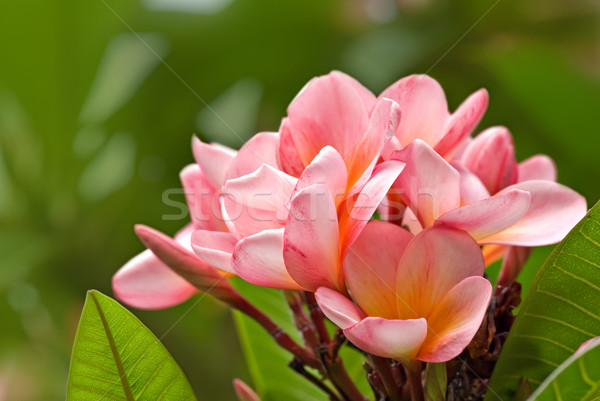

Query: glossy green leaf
[486,203,600,400]
[66,290,197,401]
[232,278,372,401]
[527,337,600,401]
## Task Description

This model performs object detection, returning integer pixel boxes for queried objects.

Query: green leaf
[66,290,197,401]
[425,363,446,401]
[527,337,600,401]
[486,203,600,400]
[231,278,372,401]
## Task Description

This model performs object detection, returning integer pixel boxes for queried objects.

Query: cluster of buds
[112,72,587,400]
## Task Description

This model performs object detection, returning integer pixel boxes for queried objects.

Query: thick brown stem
[304,292,331,343]
[368,355,402,401]
[228,294,320,369]
[325,355,368,401]
[289,358,341,401]
[403,360,424,401]
[284,290,320,350]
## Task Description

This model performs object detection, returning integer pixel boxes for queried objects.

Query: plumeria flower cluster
[113,71,587,400]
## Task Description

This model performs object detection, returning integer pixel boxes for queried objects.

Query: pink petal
[482,180,588,246]
[222,164,297,212]
[460,126,517,194]
[452,162,490,205]
[285,73,371,167]
[191,229,238,272]
[401,208,423,235]
[283,184,342,292]
[339,160,405,250]
[220,164,296,237]
[379,75,449,147]
[220,197,283,239]
[232,229,303,290]
[395,226,485,320]
[277,118,305,177]
[434,88,488,159]
[294,146,348,205]
[315,287,366,330]
[518,154,557,182]
[191,136,236,189]
[344,220,413,318]
[112,249,198,310]
[435,189,531,242]
[180,164,225,231]
[330,71,377,111]
[345,97,402,191]
[418,276,492,363]
[392,140,461,227]
[225,132,280,181]
[344,317,428,362]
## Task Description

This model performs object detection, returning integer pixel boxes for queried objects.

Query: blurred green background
[0,0,598,399]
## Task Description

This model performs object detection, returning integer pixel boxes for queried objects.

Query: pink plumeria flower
[315,221,492,363]
[230,146,404,292]
[456,126,564,284]
[378,74,488,160]
[278,71,401,188]
[388,139,587,251]
[192,72,404,292]
[112,140,237,309]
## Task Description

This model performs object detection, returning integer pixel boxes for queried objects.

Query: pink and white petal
[344,317,428,362]
[392,140,461,227]
[345,97,402,192]
[225,132,280,181]
[482,180,588,246]
[460,126,517,194]
[278,118,305,176]
[418,276,492,363]
[286,73,370,167]
[380,135,403,161]
[379,75,449,147]
[133,224,230,294]
[435,189,531,242]
[192,136,236,189]
[191,229,238,272]
[518,154,557,183]
[295,146,348,204]
[113,249,198,310]
[339,160,405,250]
[434,88,488,159]
[401,208,423,235]
[180,164,225,231]
[315,287,366,330]
[220,195,283,238]
[232,229,303,290]
[330,71,377,111]
[283,184,342,292]
[223,164,297,212]
[452,162,490,205]
[395,226,485,320]
[344,220,413,318]
[173,223,195,251]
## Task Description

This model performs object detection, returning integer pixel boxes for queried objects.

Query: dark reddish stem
[228,293,320,369]
[368,355,402,401]
[284,290,320,350]
[304,292,331,343]
[403,360,424,401]
[289,358,341,401]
